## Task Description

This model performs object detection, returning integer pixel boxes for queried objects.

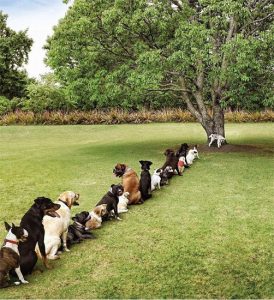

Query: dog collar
[4,239,18,245]
[58,199,69,207]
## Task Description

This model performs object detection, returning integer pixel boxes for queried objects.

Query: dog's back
[123,169,141,204]
[140,170,152,200]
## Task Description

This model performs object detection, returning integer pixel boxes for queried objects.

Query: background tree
[0,11,33,99]
[46,0,274,143]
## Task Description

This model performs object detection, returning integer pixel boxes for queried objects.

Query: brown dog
[85,204,107,230]
[113,163,142,205]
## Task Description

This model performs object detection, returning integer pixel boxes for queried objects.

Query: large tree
[0,11,33,99]
[46,0,274,143]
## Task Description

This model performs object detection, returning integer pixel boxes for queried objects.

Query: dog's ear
[148,161,153,166]
[72,217,76,221]
[139,160,144,165]
[4,222,11,231]
[12,223,16,228]
[111,184,115,188]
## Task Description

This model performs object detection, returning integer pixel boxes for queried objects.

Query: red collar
[4,239,19,245]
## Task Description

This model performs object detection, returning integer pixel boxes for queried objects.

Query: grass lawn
[0,123,273,299]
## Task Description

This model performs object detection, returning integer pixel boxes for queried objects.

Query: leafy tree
[0,11,33,99]
[46,0,274,142]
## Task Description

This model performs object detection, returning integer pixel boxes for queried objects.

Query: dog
[41,191,80,260]
[0,222,28,288]
[162,149,180,175]
[178,156,186,174]
[96,184,124,221]
[17,197,60,275]
[113,163,142,205]
[139,160,152,201]
[176,143,190,167]
[151,169,162,191]
[186,145,199,165]
[118,192,130,213]
[66,211,95,247]
[160,166,173,185]
[208,134,226,148]
[85,204,107,230]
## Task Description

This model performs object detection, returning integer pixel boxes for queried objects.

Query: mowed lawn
[0,123,273,299]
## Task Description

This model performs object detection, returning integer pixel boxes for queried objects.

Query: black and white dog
[139,160,153,201]
[96,184,124,221]
[0,222,28,288]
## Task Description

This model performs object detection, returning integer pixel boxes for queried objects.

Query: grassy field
[0,123,273,299]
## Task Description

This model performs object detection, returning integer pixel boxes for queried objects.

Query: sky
[0,0,68,78]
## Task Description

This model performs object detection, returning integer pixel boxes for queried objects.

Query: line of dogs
[0,143,199,288]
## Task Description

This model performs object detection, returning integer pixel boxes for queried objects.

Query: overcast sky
[0,0,68,79]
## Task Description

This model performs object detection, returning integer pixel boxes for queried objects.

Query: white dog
[151,169,162,191]
[117,192,130,213]
[40,191,80,260]
[186,145,199,165]
[208,134,226,148]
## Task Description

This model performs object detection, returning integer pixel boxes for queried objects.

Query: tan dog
[39,191,80,260]
[85,204,107,230]
[113,163,142,205]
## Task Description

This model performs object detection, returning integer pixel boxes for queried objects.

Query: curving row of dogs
[0,143,199,288]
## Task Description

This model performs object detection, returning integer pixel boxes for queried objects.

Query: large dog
[139,160,152,201]
[17,197,60,275]
[41,191,80,260]
[0,222,28,288]
[113,163,142,205]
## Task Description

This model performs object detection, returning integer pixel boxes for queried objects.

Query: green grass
[0,123,273,299]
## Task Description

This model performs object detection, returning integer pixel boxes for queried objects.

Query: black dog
[139,160,152,201]
[96,184,124,221]
[161,149,180,176]
[66,211,95,247]
[16,197,60,275]
[176,143,190,168]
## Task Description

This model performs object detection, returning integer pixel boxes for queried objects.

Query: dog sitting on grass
[85,205,107,230]
[96,184,124,221]
[0,222,28,288]
[139,160,153,201]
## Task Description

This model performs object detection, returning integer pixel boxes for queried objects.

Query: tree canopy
[0,11,33,99]
[46,0,274,139]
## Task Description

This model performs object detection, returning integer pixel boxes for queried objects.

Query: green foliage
[0,95,11,114]
[46,0,273,111]
[0,11,33,99]
[24,73,74,112]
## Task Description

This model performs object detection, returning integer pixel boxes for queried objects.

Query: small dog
[0,222,28,288]
[160,166,173,185]
[96,184,124,221]
[186,145,199,165]
[162,149,180,175]
[113,163,142,205]
[176,143,190,167]
[41,191,80,260]
[151,169,162,191]
[118,192,130,213]
[66,212,95,247]
[139,160,152,201]
[178,156,186,174]
[85,204,107,230]
[208,134,226,148]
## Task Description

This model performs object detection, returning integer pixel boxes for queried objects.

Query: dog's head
[58,191,80,209]
[4,222,28,243]
[123,191,130,198]
[164,149,175,157]
[93,204,108,217]
[110,184,124,197]
[34,197,61,217]
[154,168,163,176]
[72,211,90,224]
[113,163,127,177]
[176,143,189,156]
[139,160,153,171]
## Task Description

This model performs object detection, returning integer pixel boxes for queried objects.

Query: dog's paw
[64,248,70,252]
[14,281,21,285]
[21,279,29,284]
[117,217,122,221]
